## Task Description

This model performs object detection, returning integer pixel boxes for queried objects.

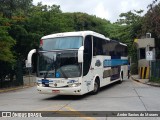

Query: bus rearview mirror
[26,49,36,68]
[78,46,84,63]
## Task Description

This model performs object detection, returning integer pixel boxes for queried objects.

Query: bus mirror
[26,49,36,68]
[78,46,84,63]
[25,60,32,68]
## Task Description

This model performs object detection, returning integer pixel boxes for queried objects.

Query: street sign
[146,51,153,61]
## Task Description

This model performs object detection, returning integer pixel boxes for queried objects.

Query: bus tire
[91,78,100,95]
[118,71,123,84]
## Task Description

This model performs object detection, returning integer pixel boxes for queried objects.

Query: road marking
[64,106,96,120]
[35,105,64,111]
[35,105,96,120]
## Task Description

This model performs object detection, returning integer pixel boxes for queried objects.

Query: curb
[146,82,160,87]
[131,76,160,87]
[131,76,141,83]
[0,85,36,93]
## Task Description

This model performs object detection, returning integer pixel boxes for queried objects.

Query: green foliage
[141,1,160,59]
[150,76,160,83]
[1,0,160,84]
[0,28,15,62]
[117,10,143,25]
[0,0,33,18]
[106,10,143,63]
[0,16,15,63]
[130,63,138,75]
[116,10,143,39]
[0,19,16,82]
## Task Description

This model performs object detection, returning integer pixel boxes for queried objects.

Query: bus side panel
[121,65,128,79]
[121,57,128,79]
[111,66,121,81]
[92,56,104,87]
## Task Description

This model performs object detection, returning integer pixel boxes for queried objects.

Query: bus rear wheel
[91,79,100,95]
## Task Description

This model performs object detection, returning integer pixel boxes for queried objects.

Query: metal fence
[151,60,160,78]
[0,59,36,89]
[0,72,36,88]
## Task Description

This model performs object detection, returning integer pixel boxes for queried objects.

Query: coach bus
[26,31,128,95]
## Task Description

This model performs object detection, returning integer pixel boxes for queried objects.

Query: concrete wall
[136,38,155,67]
[135,38,155,79]
[138,59,149,68]
[23,75,36,86]
[137,38,155,48]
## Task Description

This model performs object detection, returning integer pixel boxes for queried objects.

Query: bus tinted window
[93,36,109,56]
[93,37,128,57]
[115,44,128,57]
[41,36,82,51]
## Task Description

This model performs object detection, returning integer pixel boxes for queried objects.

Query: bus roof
[41,31,110,40]
[41,31,127,46]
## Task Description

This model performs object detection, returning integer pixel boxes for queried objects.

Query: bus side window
[93,37,103,56]
[83,35,92,76]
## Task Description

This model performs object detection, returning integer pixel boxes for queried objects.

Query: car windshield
[37,51,82,78]
[41,36,83,51]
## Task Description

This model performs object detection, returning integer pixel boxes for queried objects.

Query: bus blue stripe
[103,59,128,67]
[37,79,53,83]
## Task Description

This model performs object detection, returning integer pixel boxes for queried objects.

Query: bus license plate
[52,90,60,93]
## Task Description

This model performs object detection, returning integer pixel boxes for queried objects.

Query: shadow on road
[42,80,126,101]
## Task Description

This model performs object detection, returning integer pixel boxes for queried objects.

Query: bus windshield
[37,51,82,78]
[41,36,83,51]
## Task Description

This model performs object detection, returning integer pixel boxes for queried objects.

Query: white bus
[26,31,128,95]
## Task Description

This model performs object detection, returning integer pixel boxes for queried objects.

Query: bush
[130,63,138,75]
[150,76,160,83]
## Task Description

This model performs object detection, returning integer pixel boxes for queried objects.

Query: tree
[142,0,160,58]
[0,0,33,18]
[109,10,144,63]
[0,16,15,62]
[0,15,16,83]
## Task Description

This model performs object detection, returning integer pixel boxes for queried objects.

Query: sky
[33,0,154,23]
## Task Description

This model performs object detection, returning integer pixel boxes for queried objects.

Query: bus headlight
[68,83,81,87]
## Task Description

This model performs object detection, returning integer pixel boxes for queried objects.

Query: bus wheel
[118,71,123,84]
[91,78,100,95]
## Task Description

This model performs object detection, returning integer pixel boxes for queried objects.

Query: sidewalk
[0,85,36,93]
[0,75,36,93]
[131,75,160,87]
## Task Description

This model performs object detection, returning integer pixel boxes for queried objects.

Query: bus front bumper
[37,86,83,95]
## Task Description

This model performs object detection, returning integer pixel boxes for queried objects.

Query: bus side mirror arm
[78,46,84,63]
[26,49,36,68]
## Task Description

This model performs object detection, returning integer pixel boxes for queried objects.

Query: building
[134,33,155,79]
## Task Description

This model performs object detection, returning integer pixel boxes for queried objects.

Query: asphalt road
[0,78,160,120]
